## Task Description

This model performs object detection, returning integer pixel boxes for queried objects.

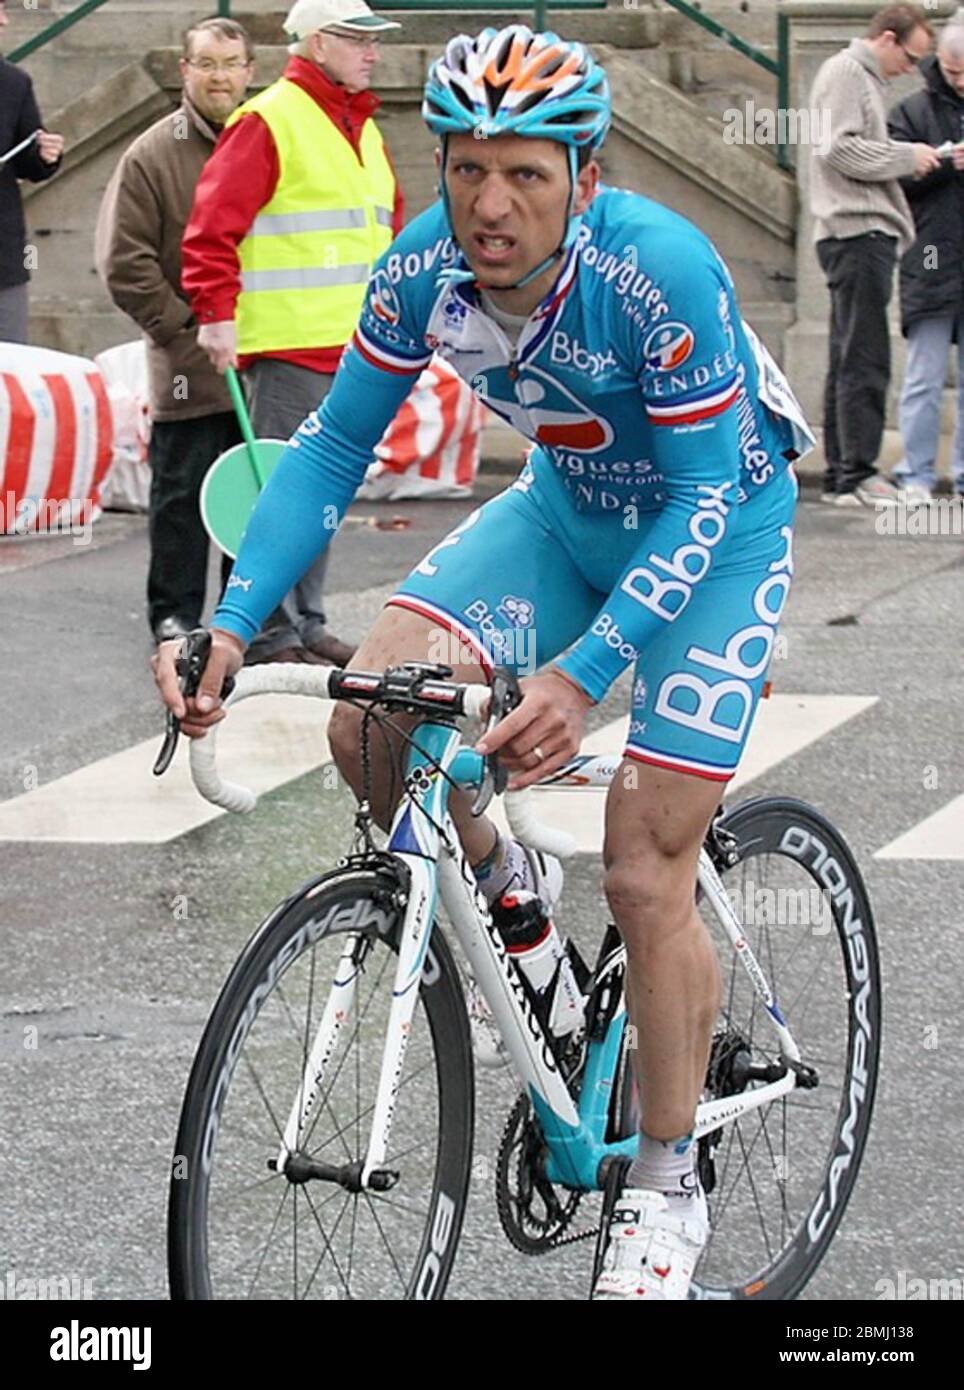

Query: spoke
[754,1104,795,1238]
[361,1190,408,1293]
[308,1055,436,1159]
[244,1182,291,1300]
[367,1190,431,1220]
[219,1168,287,1203]
[240,1050,288,1149]
[274,980,308,1050]
[300,1183,354,1299]
[734,1122,773,1263]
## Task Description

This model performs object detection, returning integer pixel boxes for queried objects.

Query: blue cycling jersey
[212,186,813,704]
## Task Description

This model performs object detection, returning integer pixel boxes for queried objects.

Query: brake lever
[152,629,235,777]
[470,666,523,817]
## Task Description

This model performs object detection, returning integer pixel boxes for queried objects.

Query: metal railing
[212,1,609,32]
[660,0,790,169]
[11,0,788,167]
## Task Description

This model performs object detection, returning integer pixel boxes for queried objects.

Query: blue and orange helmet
[423,25,611,151]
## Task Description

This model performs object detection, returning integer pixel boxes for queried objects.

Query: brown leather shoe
[244,645,331,667]
[306,632,357,668]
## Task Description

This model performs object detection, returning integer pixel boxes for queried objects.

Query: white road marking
[493,694,878,855]
[0,691,876,848]
[874,796,964,861]
[0,696,334,844]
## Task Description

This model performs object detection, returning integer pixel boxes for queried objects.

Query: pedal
[589,1155,631,1298]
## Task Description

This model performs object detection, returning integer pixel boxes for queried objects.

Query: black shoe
[153,615,193,644]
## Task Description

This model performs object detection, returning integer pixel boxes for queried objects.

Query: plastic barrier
[0,343,113,534]
[359,356,482,500]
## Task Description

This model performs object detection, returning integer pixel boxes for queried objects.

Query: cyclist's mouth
[473,234,517,265]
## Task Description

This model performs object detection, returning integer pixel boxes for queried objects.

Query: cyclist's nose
[474,172,513,223]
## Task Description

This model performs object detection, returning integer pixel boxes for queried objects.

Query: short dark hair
[866,4,934,42]
[182,17,254,63]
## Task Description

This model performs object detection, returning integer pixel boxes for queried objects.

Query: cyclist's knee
[329,704,364,787]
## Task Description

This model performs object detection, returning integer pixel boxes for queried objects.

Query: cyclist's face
[443,133,598,303]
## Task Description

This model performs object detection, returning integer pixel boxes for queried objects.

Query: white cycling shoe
[592,1186,709,1301]
[468,843,564,1070]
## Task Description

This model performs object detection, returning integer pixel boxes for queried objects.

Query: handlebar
[185,665,577,860]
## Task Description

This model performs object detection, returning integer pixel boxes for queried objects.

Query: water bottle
[492,890,585,1041]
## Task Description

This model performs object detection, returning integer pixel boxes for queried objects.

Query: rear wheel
[168,865,474,1300]
[690,797,881,1300]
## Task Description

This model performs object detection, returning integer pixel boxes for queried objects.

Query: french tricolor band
[645,378,740,428]
[353,326,432,377]
[385,594,496,674]
[624,743,735,783]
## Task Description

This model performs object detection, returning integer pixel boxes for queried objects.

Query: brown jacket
[95,98,232,421]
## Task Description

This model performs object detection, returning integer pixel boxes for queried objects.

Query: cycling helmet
[422,26,611,288]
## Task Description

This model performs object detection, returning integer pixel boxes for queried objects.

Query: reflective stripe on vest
[226,78,395,354]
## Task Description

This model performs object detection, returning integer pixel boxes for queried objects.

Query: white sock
[627,1131,700,1215]
[472,832,528,905]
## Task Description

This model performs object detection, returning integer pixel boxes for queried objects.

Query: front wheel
[168,865,474,1300]
[691,796,881,1301]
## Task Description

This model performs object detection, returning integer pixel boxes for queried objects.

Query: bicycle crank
[495,1094,585,1253]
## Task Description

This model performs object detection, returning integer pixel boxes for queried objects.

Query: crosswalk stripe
[0,690,876,847]
[493,694,878,855]
[874,796,964,861]
[0,696,334,844]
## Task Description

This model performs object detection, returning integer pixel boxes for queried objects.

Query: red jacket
[182,57,405,373]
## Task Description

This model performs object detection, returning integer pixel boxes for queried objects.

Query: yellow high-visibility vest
[226,77,395,353]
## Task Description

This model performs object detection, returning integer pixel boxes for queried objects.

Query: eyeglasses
[899,43,923,67]
[187,58,251,74]
[325,30,382,51]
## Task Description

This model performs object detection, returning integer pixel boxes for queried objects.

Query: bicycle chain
[495,1094,601,1252]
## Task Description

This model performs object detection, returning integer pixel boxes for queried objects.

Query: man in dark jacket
[96,17,253,644]
[889,24,964,500]
[0,0,64,342]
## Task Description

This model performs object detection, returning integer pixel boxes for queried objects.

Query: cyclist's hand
[151,628,245,738]
[475,666,594,790]
[197,320,238,373]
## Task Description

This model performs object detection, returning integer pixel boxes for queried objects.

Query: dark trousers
[241,358,335,660]
[147,412,239,630]
[817,232,897,493]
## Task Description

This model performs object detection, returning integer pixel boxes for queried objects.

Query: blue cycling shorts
[387,458,798,782]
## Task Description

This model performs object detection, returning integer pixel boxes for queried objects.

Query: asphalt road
[0,476,961,1303]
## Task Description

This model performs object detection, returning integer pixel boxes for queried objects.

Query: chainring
[495,1094,587,1254]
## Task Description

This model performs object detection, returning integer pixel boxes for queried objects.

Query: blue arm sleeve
[211,293,432,645]
[555,242,742,701]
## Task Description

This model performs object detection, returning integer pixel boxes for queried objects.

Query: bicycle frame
[277,719,805,1194]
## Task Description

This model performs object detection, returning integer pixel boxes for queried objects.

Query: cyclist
[155,25,814,1300]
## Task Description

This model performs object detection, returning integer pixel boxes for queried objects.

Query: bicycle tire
[168,863,474,1300]
[688,795,881,1301]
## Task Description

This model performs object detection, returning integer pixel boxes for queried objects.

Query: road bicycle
[164,657,881,1301]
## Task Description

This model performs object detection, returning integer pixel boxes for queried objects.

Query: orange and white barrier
[361,356,482,500]
[0,343,113,534]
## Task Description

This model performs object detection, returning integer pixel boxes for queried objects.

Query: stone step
[13,3,784,118]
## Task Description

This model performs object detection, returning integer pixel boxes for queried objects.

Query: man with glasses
[182,0,404,666]
[810,4,941,506]
[888,19,964,502]
[96,17,253,644]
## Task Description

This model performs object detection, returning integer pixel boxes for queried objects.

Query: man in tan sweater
[810,3,941,505]
[96,17,254,644]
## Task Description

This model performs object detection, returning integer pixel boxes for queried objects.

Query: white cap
[283,0,401,38]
